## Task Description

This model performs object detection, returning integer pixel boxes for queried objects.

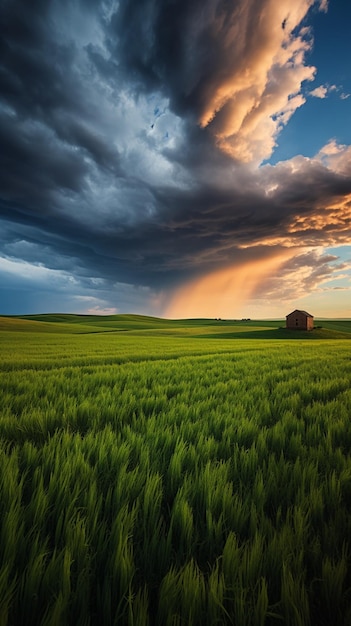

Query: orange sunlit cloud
[235,191,351,249]
[164,249,295,319]
[198,0,318,163]
[289,195,351,234]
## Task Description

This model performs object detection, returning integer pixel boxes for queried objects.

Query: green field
[1,315,351,625]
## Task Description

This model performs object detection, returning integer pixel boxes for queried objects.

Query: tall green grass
[0,320,351,624]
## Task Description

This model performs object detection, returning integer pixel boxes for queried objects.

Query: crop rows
[1,331,351,625]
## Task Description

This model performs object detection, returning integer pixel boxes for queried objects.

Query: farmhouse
[286,309,314,331]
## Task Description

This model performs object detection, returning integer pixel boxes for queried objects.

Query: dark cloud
[0,116,89,209]
[107,0,272,116]
[0,0,350,314]
[1,0,77,117]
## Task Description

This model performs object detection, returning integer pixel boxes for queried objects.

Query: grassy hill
[1,314,350,338]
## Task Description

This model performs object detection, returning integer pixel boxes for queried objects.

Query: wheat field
[1,315,351,625]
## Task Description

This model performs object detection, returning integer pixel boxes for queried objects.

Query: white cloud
[319,0,329,13]
[309,83,350,100]
[309,85,328,98]
[0,256,75,284]
[86,305,119,315]
[318,139,346,156]
[317,141,351,174]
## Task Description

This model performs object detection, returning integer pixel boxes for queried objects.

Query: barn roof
[286,309,313,318]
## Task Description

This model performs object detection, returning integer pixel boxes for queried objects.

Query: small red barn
[286,309,314,331]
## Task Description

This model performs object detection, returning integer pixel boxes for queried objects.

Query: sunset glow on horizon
[165,251,296,319]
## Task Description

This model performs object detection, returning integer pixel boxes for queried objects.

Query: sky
[1,0,350,319]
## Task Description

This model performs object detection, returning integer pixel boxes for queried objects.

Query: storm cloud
[0,0,350,316]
